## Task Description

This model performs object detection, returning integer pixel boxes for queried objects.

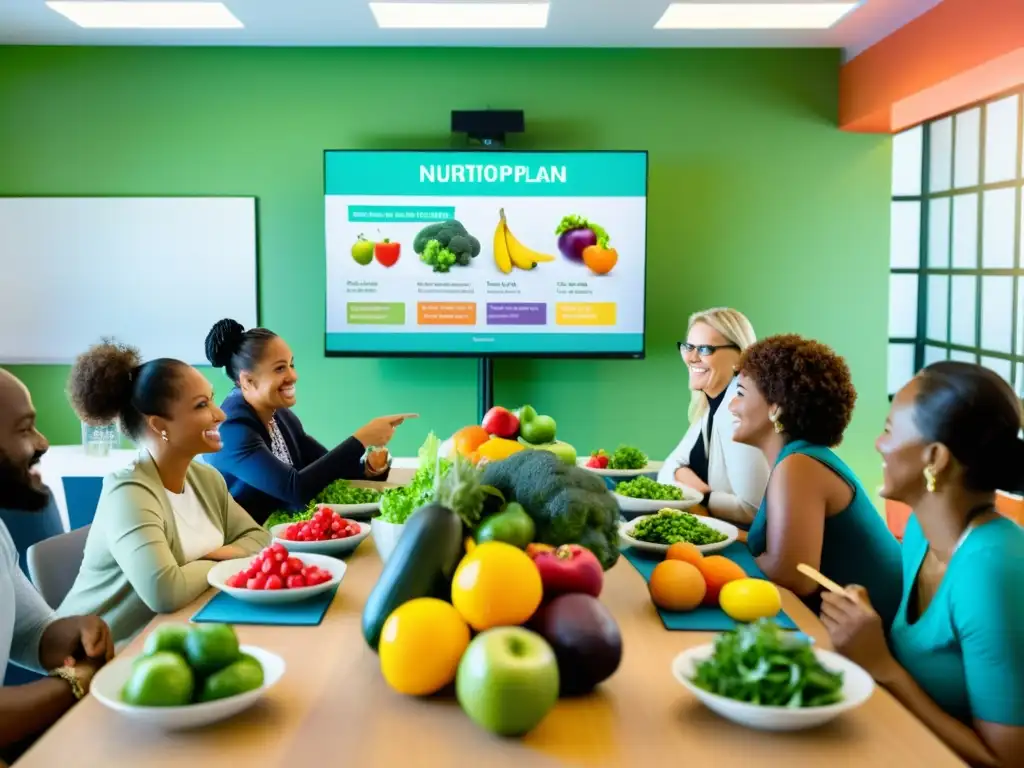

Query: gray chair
[26,525,90,609]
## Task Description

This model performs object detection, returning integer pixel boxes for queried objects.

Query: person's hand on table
[201,544,249,562]
[39,616,114,671]
[353,413,419,449]
[820,585,899,683]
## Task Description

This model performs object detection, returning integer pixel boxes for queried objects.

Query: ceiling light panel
[45,2,244,29]
[655,2,860,30]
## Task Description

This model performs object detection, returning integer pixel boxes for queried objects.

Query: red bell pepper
[528,543,603,599]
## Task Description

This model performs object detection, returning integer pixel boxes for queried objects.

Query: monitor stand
[477,357,494,425]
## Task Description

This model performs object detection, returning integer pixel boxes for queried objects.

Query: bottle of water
[82,422,119,457]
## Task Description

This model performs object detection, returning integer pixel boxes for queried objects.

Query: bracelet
[48,665,84,701]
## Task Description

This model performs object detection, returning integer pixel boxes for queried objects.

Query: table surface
[17,467,963,768]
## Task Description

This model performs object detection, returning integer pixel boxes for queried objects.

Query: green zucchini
[361,502,464,651]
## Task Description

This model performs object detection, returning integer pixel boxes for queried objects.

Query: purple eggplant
[557,228,597,262]
[555,215,609,264]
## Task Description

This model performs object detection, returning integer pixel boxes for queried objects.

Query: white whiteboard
[0,197,258,365]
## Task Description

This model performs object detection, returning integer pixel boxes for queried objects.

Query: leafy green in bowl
[691,620,844,708]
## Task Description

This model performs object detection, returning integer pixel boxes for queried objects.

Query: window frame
[889,86,1024,398]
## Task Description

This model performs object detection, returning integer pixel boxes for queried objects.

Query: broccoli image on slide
[413,219,482,272]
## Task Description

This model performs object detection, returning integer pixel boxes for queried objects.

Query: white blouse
[656,377,770,525]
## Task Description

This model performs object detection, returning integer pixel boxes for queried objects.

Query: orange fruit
[695,556,747,606]
[453,425,490,459]
[648,560,706,612]
[379,598,470,696]
[665,542,703,567]
[451,541,543,631]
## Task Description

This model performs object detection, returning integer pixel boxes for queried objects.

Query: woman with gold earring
[55,341,270,648]
[821,362,1024,767]
[727,334,903,624]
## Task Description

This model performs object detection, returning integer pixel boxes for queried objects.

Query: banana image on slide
[493,208,557,273]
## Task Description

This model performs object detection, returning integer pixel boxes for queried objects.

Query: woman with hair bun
[823,362,1024,767]
[728,334,903,625]
[56,341,269,645]
[203,319,417,525]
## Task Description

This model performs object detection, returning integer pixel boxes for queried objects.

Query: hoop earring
[924,465,937,493]
[160,430,169,443]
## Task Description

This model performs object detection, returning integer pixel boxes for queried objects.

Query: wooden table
[16,537,963,768]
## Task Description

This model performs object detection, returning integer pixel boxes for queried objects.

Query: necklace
[950,502,995,556]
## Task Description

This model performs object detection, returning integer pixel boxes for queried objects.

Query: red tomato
[265,574,283,590]
[247,573,267,590]
[286,557,303,574]
[261,559,275,575]
[245,565,259,579]
[286,575,306,589]
[375,239,400,267]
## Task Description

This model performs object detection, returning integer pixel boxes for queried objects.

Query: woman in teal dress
[728,335,903,625]
[822,362,1024,767]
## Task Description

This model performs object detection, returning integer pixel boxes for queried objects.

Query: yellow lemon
[719,578,783,622]
[451,541,543,631]
[379,598,470,696]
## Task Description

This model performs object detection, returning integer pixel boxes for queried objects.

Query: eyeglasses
[677,341,739,357]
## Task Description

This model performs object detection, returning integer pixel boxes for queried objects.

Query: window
[889,89,1024,397]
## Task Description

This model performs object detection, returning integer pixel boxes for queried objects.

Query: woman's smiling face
[680,321,741,397]
[240,336,299,412]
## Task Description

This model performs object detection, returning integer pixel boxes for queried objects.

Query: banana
[493,210,513,274]
[496,208,557,271]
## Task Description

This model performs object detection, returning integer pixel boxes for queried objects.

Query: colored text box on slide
[347,302,405,325]
[486,303,547,326]
[418,302,477,326]
[555,302,617,326]
[347,205,455,223]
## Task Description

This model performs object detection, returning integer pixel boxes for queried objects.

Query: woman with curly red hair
[728,334,903,624]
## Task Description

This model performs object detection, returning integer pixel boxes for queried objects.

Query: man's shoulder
[0,518,19,570]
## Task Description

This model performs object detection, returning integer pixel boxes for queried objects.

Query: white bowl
[576,458,653,478]
[207,553,346,604]
[91,644,285,731]
[613,484,703,515]
[619,513,738,555]
[318,502,379,520]
[672,643,874,731]
[269,521,370,556]
[371,518,406,564]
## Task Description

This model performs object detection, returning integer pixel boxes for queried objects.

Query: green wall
[0,46,891,491]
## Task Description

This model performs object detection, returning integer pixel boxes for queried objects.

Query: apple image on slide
[374,234,400,268]
[351,234,374,266]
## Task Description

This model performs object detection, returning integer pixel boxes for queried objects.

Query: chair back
[27,525,90,609]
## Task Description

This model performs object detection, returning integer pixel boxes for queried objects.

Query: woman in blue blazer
[204,319,416,524]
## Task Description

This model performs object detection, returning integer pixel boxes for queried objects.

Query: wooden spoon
[796,563,846,595]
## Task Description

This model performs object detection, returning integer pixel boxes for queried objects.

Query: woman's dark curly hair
[738,334,857,447]
[66,340,188,441]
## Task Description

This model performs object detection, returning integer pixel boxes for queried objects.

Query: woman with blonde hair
[657,308,769,525]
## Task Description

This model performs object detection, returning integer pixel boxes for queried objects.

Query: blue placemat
[191,586,339,626]
[622,542,798,631]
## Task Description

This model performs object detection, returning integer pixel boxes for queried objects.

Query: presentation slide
[324,150,648,356]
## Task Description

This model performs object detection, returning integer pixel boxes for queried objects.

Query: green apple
[456,627,559,737]
[534,440,577,466]
[519,414,557,445]
[351,234,374,266]
[517,404,537,424]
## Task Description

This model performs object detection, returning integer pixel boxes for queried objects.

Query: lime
[122,652,195,707]
[184,624,241,676]
[198,658,265,703]
[143,623,189,658]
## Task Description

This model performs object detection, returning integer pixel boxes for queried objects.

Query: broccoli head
[480,450,621,570]
[421,239,457,273]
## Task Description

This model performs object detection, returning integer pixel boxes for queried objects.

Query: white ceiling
[0,0,942,59]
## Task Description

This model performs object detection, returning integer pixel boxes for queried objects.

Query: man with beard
[0,369,114,761]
